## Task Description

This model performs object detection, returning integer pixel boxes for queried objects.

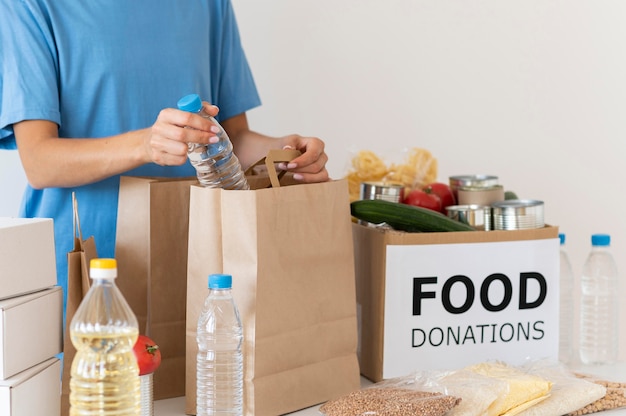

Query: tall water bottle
[69,258,140,415]
[558,233,575,364]
[579,234,619,364]
[177,94,249,190]
[197,274,244,416]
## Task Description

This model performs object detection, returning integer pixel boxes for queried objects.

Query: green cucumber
[351,199,475,232]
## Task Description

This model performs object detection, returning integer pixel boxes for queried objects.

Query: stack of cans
[449,175,503,206]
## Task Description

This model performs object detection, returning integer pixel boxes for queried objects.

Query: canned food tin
[491,199,544,230]
[457,185,504,207]
[360,181,405,203]
[449,175,499,195]
[446,204,492,231]
[358,181,405,228]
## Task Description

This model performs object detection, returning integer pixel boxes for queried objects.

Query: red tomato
[422,182,456,213]
[402,188,442,212]
[133,334,162,376]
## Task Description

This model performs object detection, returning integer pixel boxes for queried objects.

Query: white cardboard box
[0,358,60,416]
[0,218,56,300]
[352,223,560,381]
[0,287,63,379]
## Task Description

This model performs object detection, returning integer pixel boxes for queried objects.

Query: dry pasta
[345,148,438,202]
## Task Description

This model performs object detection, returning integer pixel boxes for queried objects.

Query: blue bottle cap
[559,233,565,245]
[177,94,202,112]
[591,234,610,246]
[208,273,233,289]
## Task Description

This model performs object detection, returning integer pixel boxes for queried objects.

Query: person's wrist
[136,128,155,165]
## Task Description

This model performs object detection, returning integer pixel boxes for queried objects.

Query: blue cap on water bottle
[559,233,565,245]
[177,94,202,113]
[208,273,233,289]
[591,234,610,246]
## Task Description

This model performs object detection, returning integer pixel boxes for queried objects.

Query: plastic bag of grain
[516,360,606,416]
[318,384,461,416]
[464,361,553,416]
[567,374,626,416]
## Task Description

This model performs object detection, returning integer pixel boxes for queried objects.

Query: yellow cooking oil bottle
[69,258,140,415]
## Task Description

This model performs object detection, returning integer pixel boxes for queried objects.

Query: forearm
[15,120,151,189]
[230,129,289,169]
[13,106,215,189]
[222,113,329,183]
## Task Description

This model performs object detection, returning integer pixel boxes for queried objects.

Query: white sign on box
[383,238,559,378]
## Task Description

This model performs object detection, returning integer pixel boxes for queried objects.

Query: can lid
[458,184,503,191]
[449,175,499,189]
[208,273,233,289]
[89,258,117,279]
[177,94,202,113]
[591,234,610,247]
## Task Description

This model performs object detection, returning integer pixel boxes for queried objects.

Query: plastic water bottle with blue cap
[177,94,249,190]
[558,233,575,364]
[196,273,243,416]
[579,233,619,364]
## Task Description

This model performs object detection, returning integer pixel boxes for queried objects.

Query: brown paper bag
[61,193,98,416]
[115,176,198,400]
[185,150,361,416]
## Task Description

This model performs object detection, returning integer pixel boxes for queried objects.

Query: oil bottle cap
[90,258,118,279]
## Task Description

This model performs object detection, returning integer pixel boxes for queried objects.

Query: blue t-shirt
[0,0,261,314]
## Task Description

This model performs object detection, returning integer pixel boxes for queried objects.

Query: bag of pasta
[344,147,437,202]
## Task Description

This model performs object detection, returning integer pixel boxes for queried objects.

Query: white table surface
[154,363,626,416]
[153,391,351,416]
[153,394,325,416]
[154,377,373,416]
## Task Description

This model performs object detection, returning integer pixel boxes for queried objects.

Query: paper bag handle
[245,149,302,188]
[72,192,83,242]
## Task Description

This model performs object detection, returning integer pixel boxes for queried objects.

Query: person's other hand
[278,135,330,183]
[144,103,221,166]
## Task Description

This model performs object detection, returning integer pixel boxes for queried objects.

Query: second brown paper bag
[115,176,198,399]
[185,150,360,415]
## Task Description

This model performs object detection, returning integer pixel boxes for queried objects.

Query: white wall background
[230,0,626,359]
[0,152,25,217]
[2,0,625,357]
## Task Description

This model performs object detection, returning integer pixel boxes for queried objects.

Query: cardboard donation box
[0,358,61,416]
[0,287,63,379]
[353,223,560,382]
[0,218,56,300]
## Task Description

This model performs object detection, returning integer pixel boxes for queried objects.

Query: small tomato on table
[133,334,162,376]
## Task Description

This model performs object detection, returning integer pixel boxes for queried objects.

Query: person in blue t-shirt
[0,0,329,317]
